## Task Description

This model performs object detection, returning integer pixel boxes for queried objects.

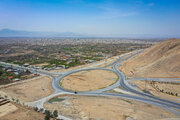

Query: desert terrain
[121,39,180,78]
[1,0,180,119]
[0,38,179,120]
[44,95,177,120]
[0,102,45,120]
[0,75,54,102]
[61,70,118,91]
[120,39,180,103]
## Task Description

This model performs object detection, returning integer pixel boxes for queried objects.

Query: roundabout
[24,50,180,119]
[59,69,118,92]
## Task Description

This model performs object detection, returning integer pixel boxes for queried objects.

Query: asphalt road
[29,50,180,115]
[127,78,180,83]
[1,50,180,119]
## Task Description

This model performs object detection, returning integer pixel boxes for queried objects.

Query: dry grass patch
[44,95,177,120]
[61,70,118,91]
[121,39,180,78]
[0,103,44,120]
[0,103,18,118]
[34,63,49,67]
[1,75,54,102]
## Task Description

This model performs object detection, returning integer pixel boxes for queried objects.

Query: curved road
[2,50,180,118]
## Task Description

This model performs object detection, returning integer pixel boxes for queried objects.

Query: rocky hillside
[121,39,180,78]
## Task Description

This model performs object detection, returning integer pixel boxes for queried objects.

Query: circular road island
[60,70,118,91]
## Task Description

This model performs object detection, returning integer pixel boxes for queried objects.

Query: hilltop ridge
[121,39,180,78]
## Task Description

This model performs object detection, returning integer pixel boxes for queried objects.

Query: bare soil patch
[0,103,44,120]
[121,39,180,78]
[0,103,18,118]
[61,70,118,91]
[94,56,118,68]
[44,95,177,120]
[1,75,54,102]
[34,63,49,67]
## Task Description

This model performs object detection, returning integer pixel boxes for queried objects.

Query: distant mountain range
[0,28,179,38]
[0,29,88,37]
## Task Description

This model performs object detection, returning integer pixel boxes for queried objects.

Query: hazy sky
[0,0,180,36]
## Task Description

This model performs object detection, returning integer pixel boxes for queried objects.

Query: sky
[0,0,180,36]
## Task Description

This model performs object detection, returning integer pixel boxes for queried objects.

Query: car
[74,91,77,94]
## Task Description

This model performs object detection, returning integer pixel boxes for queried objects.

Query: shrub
[53,110,58,118]
[34,107,39,111]
[44,110,51,120]
[40,108,44,113]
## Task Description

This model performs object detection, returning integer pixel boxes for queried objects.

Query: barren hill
[121,39,180,78]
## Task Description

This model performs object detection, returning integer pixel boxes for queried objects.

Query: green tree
[40,108,44,113]
[44,115,50,120]
[161,89,164,93]
[44,110,51,120]
[53,110,58,118]
[34,107,38,111]
[16,99,19,103]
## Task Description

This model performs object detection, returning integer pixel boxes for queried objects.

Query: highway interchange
[1,50,180,119]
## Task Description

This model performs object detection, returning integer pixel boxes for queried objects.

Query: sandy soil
[34,63,49,67]
[121,39,180,78]
[94,56,118,68]
[1,103,44,120]
[0,103,18,118]
[129,80,180,102]
[61,70,118,91]
[44,95,177,120]
[1,75,54,102]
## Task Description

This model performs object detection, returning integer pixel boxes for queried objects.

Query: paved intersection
[1,50,180,118]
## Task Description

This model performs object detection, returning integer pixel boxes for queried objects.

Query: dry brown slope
[121,39,180,78]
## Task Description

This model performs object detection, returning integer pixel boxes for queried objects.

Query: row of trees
[33,107,58,120]
[44,109,58,120]
[150,81,178,97]
[159,89,178,96]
